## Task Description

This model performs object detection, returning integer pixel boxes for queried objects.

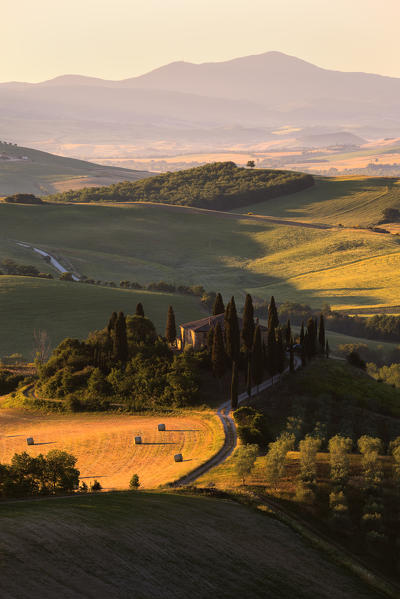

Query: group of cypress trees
[299,314,329,366]
[209,293,329,407]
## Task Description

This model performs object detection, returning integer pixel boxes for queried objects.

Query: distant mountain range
[2,52,400,157]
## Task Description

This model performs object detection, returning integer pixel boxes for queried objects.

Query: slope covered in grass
[0,276,204,359]
[0,141,150,196]
[0,491,378,598]
[238,176,400,227]
[45,162,314,209]
[2,199,400,313]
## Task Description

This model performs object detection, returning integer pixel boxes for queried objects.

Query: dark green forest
[45,162,314,210]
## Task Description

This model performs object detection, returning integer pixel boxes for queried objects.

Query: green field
[239,176,400,227]
[0,277,204,359]
[0,491,378,598]
[0,142,149,196]
[2,176,400,357]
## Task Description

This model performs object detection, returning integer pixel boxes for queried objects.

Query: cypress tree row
[211,322,226,380]
[231,361,239,409]
[319,314,325,352]
[213,292,225,316]
[113,311,129,363]
[267,296,279,332]
[241,294,255,352]
[135,302,145,317]
[165,305,177,344]
[251,324,264,391]
[306,318,317,359]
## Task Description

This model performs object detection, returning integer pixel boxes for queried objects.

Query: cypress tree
[275,328,285,374]
[113,311,129,363]
[165,305,176,344]
[246,357,252,397]
[211,322,226,379]
[225,296,240,363]
[207,326,215,353]
[306,317,316,358]
[252,325,264,391]
[107,311,117,335]
[300,321,305,345]
[301,333,308,367]
[231,361,239,409]
[289,336,295,372]
[318,314,325,352]
[267,296,279,332]
[135,302,145,317]
[266,328,276,380]
[241,294,255,352]
[285,319,291,349]
[213,292,225,316]
[326,340,330,359]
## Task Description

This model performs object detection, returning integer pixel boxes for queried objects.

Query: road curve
[171,358,300,487]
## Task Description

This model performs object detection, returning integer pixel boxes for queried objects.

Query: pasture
[0,491,378,598]
[0,409,223,489]
[0,276,204,358]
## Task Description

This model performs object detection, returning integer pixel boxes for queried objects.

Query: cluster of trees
[262,300,400,344]
[3,193,44,204]
[0,258,53,279]
[0,369,27,394]
[0,450,79,498]
[36,303,201,411]
[46,162,314,210]
[233,406,271,446]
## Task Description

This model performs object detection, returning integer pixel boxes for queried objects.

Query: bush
[90,480,102,492]
[129,474,140,489]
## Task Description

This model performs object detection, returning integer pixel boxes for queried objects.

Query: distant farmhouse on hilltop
[178,313,267,350]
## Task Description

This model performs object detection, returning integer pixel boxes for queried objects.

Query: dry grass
[0,409,224,489]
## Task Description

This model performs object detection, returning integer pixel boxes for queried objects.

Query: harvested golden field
[0,409,224,489]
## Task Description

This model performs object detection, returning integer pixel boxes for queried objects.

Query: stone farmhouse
[178,313,267,350]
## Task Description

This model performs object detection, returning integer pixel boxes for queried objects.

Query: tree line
[45,162,314,210]
[258,300,400,343]
[208,293,328,408]
[0,258,53,279]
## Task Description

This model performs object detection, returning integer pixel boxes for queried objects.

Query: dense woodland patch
[45,162,314,209]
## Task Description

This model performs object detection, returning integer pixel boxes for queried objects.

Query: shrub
[90,480,102,492]
[129,474,140,489]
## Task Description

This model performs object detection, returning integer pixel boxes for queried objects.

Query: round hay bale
[26,437,34,446]
[158,423,166,431]
[134,436,142,445]
[174,453,183,462]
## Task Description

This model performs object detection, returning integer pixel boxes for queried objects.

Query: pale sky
[3,0,400,82]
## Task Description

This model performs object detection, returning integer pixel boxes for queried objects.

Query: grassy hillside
[238,175,400,227]
[2,199,400,312]
[0,410,223,489]
[0,491,378,598]
[45,161,314,210]
[0,277,204,359]
[0,141,150,196]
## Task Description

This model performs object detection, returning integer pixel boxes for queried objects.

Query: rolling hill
[0,491,379,598]
[2,174,400,357]
[0,141,150,196]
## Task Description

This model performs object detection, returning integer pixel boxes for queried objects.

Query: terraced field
[0,409,223,489]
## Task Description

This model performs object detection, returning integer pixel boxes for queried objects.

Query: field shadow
[5,434,24,438]
[142,442,176,445]
[165,429,200,432]
[33,441,56,446]
[79,475,108,479]
[181,458,193,462]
